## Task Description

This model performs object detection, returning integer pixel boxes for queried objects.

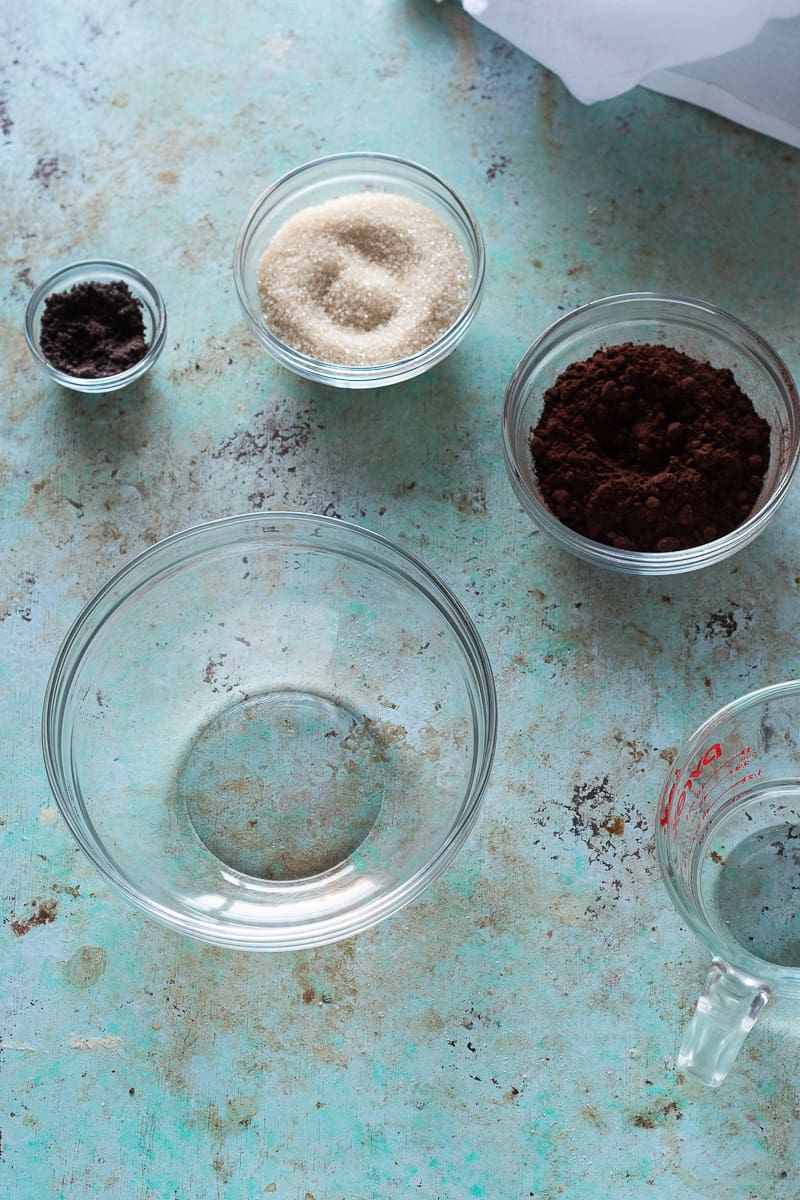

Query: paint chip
[68,1034,123,1050]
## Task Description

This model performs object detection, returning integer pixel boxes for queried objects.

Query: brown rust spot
[359,716,408,753]
[614,735,649,765]
[203,660,221,685]
[11,898,58,937]
[536,70,562,153]
[443,2,478,96]
[581,1104,607,1131]
[63,945,107,988]
[704,611,738,640]
[213,407,318,463]
[32,155,65,188]
[632,1099,682,1129]
[206,1104,225,1134]
[486,155,511,181]
[563,776,647,875]
[227,1095,258,1129]
[0,98,12,139]
[455,488,487,515]
[423,1009,445,1033]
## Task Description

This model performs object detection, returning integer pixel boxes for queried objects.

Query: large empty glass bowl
[42,514,496,950]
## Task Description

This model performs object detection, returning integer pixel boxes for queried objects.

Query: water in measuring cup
[697,779,800,968]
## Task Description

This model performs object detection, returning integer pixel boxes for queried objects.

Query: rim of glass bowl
[24,258,168,394]
[654,679,800,996]
[501,292,800,576]
[232,151,486,389]
[41,512,498,951]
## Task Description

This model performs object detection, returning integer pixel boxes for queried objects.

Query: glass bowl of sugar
[233,152,485,388]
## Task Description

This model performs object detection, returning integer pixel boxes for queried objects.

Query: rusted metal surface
[3,1,800,1196]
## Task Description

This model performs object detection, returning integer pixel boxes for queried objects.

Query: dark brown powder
[39,279,148,378]
[530,342,771,552]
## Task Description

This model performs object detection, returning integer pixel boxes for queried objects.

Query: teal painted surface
[3,1,800,1196]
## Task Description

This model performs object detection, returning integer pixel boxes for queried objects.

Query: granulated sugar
[257,192,470,365]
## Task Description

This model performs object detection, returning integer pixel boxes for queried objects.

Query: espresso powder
[39,280,148,378]
[530,342,771,552]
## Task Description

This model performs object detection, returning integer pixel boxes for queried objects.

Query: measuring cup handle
[678,958,771,1087]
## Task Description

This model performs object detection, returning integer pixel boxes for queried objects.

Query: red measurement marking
[659,742,722,828]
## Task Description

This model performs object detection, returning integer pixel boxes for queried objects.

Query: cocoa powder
[529,342,771,553]
[39,279,148,378]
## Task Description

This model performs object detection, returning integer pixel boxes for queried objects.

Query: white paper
[644,17,800,150]
[460,0,800,146]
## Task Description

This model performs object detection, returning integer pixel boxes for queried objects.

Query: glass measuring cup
[656,681,800,1086]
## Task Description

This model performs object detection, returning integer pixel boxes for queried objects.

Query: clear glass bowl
[233,151,485,388]
[24,259,167,394]
[42,513,497,950]
[502,293,800,575]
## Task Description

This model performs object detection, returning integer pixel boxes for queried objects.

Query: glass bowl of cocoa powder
[502,293,800,575]
[25,259,167,394]
[233,152,485,388]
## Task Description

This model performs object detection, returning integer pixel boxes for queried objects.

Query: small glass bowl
[24,259,167,394]
[502,293,800,575]
[42,512,497,951]
[233,151,485,388]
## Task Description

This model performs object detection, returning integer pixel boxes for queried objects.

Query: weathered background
[3,1,800,1197]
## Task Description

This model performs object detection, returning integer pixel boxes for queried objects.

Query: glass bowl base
[175,689,385,881]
